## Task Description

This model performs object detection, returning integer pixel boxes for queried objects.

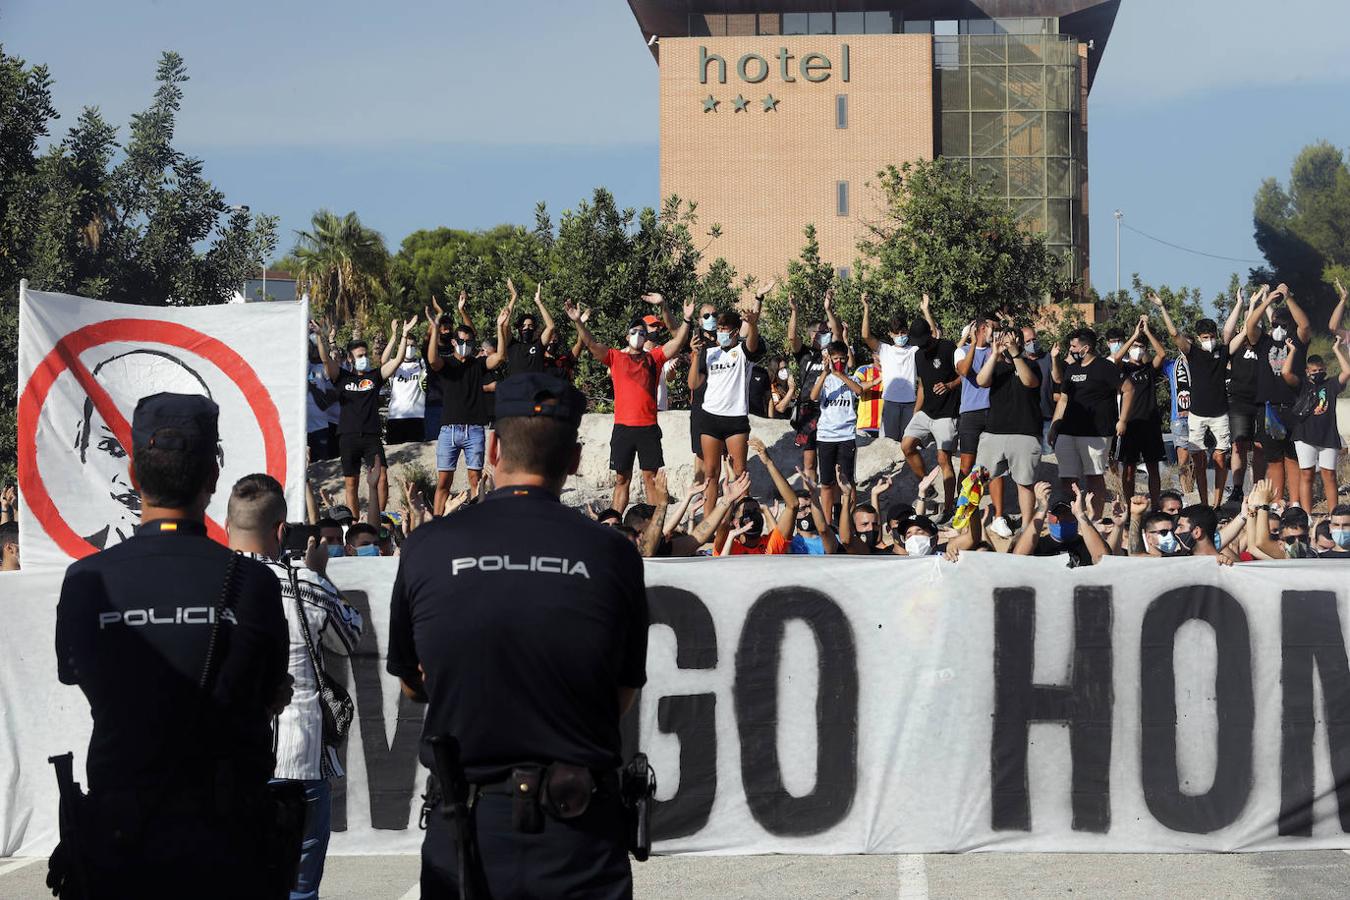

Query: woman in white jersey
[689,308,763,519]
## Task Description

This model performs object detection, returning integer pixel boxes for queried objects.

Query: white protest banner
[4,556,1350,858]
[15,284,308,570]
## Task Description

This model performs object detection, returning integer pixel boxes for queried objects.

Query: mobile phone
[283,523,319,560]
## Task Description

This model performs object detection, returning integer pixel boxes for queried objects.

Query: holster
[620,753,657,862]
[47,753,89,899]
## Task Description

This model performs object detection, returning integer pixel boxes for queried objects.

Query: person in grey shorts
[974,330,1043,533]
[901,317,961,517]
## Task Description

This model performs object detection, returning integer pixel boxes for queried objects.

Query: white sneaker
[989,516,1013,538]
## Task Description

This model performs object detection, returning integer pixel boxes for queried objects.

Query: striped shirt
[244,554,363,781]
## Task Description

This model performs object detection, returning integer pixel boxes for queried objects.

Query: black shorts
[689,410,704,456]
[700,412,751,444]
[817,439,857,486]
[610,424,664,473]
[307,428,336,462]
[1118,417,1166,465]
[385,417,424,446]
[1255,404,1298,459]
[1229,402,1258,443]
[958,408,989,456]
[338,433,387,477]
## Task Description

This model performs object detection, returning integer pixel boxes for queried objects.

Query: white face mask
[701,313,717,331]
[1271,326,1287,342]
[718,331,735,349]
[1128,346,1145,361]
[353,355,370,372]
[904,535,932,557]
[404,346,417,361]
[817,333,831,349]
[777,367,789,381]
[892,334,909,347]
[1024,340,1038,356]
[628,332,645,350]
[1108,341,1123,355]
[1200,339,1215,352]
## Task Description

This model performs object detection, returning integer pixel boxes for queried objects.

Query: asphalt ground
[5,850,1350,899]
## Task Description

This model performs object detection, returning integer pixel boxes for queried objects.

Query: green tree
[859,158,1065,337]
[292,209,389,323]
[1253,141,1350,326]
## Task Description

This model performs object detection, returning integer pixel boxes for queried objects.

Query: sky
[5,0,1349,302]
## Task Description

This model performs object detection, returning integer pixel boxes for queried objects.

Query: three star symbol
[702,95,781,113]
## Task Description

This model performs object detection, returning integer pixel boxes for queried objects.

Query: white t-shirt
[655,357,679,412]
[816,373,858,442]
[306,363,339,432]
[876,340,918,403]
[387,360,426,420]
[701,343,755,417]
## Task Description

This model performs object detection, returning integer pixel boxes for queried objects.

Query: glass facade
[690,12,1057,38]
[936,32,1084,279]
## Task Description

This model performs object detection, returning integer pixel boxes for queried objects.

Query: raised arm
[659,297,695,358]
[1280,338,1302,387]
[424,305,444,371]
[380,317,415,379]
[823,287,842,342]
[799,469,838,554]
[313,319,341,383]
[640,472,670,558]
[1222,288,1245,344]
[1050,342,1065,385]
[534,283,557,346]
[743,297,762,355]
[1111,319,1143,365]
[860,292,880,352]
[919,293,939,336]
[454,291,472,328]
[484,308,510,370]
[692,472,751,547]
[1283,285,1313,344]
[787,292,802,355]
[1014,482,1051,556]
[809,365,830,402]
[687,335,707,392]
[1245,285,1278,346]
[563,300,608,362]
[1331,279,1347,333]
[380,318,399,366]
[1151,293,1187,354]
[1071,486,1109,565]
[750,436,798,540]
[975,337,1000,388]
[1334,336,1350,386]
[1142,317,1167,368]
[1246,479,1285,559]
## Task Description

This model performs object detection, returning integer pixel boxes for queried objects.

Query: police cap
[131,393,219,453]
[495,374,586,428]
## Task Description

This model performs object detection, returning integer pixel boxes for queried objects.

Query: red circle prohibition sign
[17,318,287,559]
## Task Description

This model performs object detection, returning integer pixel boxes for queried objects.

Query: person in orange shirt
[718,436,799,555]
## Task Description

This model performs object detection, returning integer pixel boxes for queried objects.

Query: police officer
[388,373,649,900]
[52,393,294,899]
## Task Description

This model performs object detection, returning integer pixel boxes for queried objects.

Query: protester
[1049,328,1131,519]
[344,522,382,556]
[1107,315,1167,508]
[686,301,721,480]
[786,287,839,479]
[789,469,839,555]
[1014,483,1103,567]
[811,340,864,524]
[860,291,919,442]
[501,279,557,376]
[974,329,1042,536]
[1154,296,1233,505]
[716,436,797,555]
[426,309,507,515]
[954,316,1000,527]
[1291,342,1348,512]
[305,328,340,462]
[225,474,364,900]
[1245,283,1312,504]
[901,300,961,518]
[315,320,409,524]
[384,319,428,446]
[765,356,798,419]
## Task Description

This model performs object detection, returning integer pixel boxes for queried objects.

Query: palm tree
[292,210,389,322]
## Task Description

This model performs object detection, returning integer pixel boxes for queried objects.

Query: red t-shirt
[605,346,668,427]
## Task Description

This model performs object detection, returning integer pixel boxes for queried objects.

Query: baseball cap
[641,314,663,331]
[131,393,219,453]
[327,505,355,526]
[494,374,586,428]
[1046,491,1074,517]
[899,514,938,538]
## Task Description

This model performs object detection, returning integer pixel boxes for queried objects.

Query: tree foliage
[1253,141,1350,327]
[292,209,389,323]
[0,47,274,484]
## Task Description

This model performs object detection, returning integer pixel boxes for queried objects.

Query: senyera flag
[15,282,308,571]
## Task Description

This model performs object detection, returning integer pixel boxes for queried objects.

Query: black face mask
[741,511,764,536]
[858,529,878,548]
[519,326,536,343]
[796,514,816,534]
[1174,528,1197,555]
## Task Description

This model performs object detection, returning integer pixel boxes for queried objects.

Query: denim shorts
[437,424,486,472]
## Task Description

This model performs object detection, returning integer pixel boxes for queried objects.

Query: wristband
[1252,504,1271,513]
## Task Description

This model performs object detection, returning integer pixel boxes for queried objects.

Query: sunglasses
[1147,528,1173,537]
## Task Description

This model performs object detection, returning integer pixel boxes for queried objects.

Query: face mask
[777,367,789,381]
[628,332,645,350]
[718,331,735,349]
[893,334,909,347]
[1174,528,1197,554]
[741,511,764,536]
[1048,520,1078,542]
[1284,539,1310,558]
[1332,530,1350,549]
[1155,532,1179,555]
[858,529,878,548]
[904,535,932,556]
[1068,350,1085,364]
[701,314,717,331]
[1129,346,1145,361]
[1108,341,1123,355]
[817,333,831,349]
[832,359,845,373]
[1200,339,1215,352]
[1213,531,1223,551]
[1271,326,1287,342]
[1309,371,1327,384]
[1025,340,1038,356]
[519,326,535,343]
[353,356,370,372]
[354,544,380,557]
[454,340,471,357]
[404,346,417,361]
[796,514,816,534]
[326,543,345,558]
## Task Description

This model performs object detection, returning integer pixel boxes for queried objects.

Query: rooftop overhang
[627,0,1120,89]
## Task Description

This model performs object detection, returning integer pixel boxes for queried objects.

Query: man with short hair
[810,339,865,523]
[427,311,507,515]
[974,329,1042,536]
[901,309,961,517]
[1013,482,1105,567]
[1324,504,1350,560]
[345,522,381,557]
[226,474,363,900]
[1155,297,1232,505]
[388,373,647,899]
[1245,284,1313,502]
[1158,490,1183,517]
[1108,315,1168,508]
[1246,479,1332,559]
[570,292,693,512]
[0,520,17,571]
[860,292,919,441]
[1049,328,1132,519]
[1291,343,1349,512]
[1174,504,1222,558]
[787,288,842,479]
[316,517,345,557]
[502,280,558,376]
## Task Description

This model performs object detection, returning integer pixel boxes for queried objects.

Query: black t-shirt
[987,359,1042,437]
[1060,356,1120,437]
[1033,534,1093,568]
[1228,342,1260,408]
[437,356,491,426]
[507,339,546,375]
[1256,334,1305,406]
[1295,377,1344,448]
[748,365,772,417]
[335,368,386,435]
[1182,344,1230,416]
[387,486,649,781]
[916,339,960,420]
[1122,361,1160,422]
[55,523,288,792]
[794,346,828,419]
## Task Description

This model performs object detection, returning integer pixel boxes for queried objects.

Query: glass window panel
[1007,66,1044,110]
[969,35,1007,65]
[690,14,712,36]
[865,11,896,34]
[968,19,995,34]
[903,19,931,34]
[809,12,834,34]
[1045,65,1071,109]
[783,13,809,34]
[1016,198,1046,234]
[971,112,1006,157]
[1047,157,1072,198]
[1044,38,1074,66]
[1008,35,1044,64]
[934,37,960,69]
[836,94,848,129]
[1007,110,1045,156]
[836,12,865,34]
[1046,111,1071,157]
[837,181,850,217]
[940,67,969,111]
[1008,156,1045,197]
[973,158,1008,196]
[941,112,971,157]
[1048,199,1073,243]
[756,13,781,35]
[727,14,756,36]
[970,66,1006,111]
[935,20,959,36]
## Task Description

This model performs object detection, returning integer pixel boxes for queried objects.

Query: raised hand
[457,290,468,312]
[787,292,798,314]
[430,295,445,319]
[682,297,696,321]
[534,283,543,306]
[563,299,582,322]
[1249,478,1273,506]
[641,292,664,306]
[873,474,894,495]
[1129,493,1150,517]
[1050,343,1062,360]
[860,291,870,309]
[755,280,776,300]
[506,278,518,306]
[402,315,418,334]
[918,466,943,496]
[748,435,768,456]
[1148,292,1163,308]
[497,307,511,329]
[1336,278,1347,302]
[651,470,670,505]
[920,293,931,314]
[727,471,752,502]
[579,305,592,324]
[823,288,834,313]
[1110,498,1127,526]
[1033,481,1052,510]
[424,305,437,328]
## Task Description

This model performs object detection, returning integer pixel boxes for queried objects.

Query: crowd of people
[290,277,1349,568]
